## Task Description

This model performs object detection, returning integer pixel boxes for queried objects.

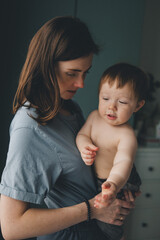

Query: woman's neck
[60,99,74,116]
[59,108,72,116]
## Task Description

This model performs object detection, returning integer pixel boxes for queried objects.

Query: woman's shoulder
[10,105,38,133]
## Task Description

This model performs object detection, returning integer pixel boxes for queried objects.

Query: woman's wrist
[84,199,91,221]
[88,198,98,220]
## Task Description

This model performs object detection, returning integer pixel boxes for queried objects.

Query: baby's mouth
[107,114,117,119]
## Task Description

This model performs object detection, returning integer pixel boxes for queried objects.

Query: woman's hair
[13,16,99,125]
[99,63,149,101]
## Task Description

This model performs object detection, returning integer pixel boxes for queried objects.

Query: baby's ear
[134,100,145,112]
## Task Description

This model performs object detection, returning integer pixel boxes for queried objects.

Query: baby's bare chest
[91,122,118,152]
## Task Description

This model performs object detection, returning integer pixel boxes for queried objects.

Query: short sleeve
[0,126,62,205]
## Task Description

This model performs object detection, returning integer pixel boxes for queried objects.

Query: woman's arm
[1,195,87,239]
[1,193,134,240]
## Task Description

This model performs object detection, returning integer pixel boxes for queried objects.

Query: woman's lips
[67,90,77,95]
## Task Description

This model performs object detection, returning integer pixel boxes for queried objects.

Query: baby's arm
[94,181,117,208]
[95,129,137,208]
[107,130,137,191]
[76,111,98,165]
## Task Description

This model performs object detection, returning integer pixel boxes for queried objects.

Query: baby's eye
[103,97,109,100]
[119,101,127,104]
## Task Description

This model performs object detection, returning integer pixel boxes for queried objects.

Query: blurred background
[1,1,160,239]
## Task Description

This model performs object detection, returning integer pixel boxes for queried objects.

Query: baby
[76,63,148,240]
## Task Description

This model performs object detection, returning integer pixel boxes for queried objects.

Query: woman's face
[55,54,93,99]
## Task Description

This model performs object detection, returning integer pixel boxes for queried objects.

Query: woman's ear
[134,100,145,112]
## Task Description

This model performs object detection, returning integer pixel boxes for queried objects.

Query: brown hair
[13,16,99,125]
[99,63,149,101]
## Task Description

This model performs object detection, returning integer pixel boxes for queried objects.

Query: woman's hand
[90,192,135,225]
[123,189,141,202]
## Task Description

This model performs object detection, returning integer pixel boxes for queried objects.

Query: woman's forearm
[1,193,135,240]
[1,195,88,240]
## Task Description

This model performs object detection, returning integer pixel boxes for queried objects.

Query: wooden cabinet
[125,148,160,240]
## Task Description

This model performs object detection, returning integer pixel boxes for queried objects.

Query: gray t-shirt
[0,101,101,239]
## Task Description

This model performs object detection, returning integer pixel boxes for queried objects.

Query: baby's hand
[80,144,98,165]
[94,181,117,208]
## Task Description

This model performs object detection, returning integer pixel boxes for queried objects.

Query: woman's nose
[74,77,84,88]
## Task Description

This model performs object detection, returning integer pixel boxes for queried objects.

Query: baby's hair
[99,63,149,101]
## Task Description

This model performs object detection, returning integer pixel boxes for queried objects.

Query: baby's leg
[96,220,124,240]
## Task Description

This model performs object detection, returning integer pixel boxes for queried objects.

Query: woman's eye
[66,72,76,77]
[83,71,90,78]
[119,101,127,104]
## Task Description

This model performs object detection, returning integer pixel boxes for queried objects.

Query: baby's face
[98,81,141,126]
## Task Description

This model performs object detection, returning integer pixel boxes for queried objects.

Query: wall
[140,0,160,102]
[74,0,145,117]
[0,0,145,175]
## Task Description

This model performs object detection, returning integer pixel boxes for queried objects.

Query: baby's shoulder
[87,110,98,120]
[118,125,137,151]
[119,124,136,140]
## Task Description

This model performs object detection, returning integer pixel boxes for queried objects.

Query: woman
[0,16,136,240]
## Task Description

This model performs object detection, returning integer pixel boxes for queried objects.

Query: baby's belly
[94,154,113,179]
